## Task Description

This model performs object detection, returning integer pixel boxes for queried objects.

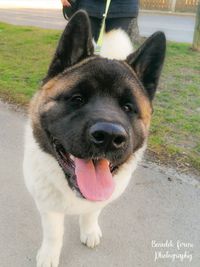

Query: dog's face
[30,11,166,201]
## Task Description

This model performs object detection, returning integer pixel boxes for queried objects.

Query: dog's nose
[89,122,127,149]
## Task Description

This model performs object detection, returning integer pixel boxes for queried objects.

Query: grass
[0,22,200,174]
[149,42,200,173]
[0,23,59,104]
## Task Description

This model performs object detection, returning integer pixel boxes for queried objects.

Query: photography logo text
[152,240,193,263]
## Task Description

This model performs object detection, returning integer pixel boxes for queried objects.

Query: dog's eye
[123,104,133,113]
[70,94,84,105]
[122,103,138,114]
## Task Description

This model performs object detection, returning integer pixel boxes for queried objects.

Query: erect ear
[45,10,94,81]
[126,32,166,100]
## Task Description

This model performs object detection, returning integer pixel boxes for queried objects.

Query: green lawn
[0,22,200,173]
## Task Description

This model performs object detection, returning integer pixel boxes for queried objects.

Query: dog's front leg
[37,212,64,267]
[79,210,102,248]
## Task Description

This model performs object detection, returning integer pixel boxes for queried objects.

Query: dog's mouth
[51,136,118,202]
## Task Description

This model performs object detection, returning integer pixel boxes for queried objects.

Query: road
[0,8,195,43]
[0,100,200,267]
[139,12,195,43]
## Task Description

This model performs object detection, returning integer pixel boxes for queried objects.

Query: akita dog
[23,10,166,267]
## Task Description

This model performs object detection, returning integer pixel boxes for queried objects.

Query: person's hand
[61,0,71,7]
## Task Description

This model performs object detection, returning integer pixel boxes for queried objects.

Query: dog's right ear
[44,10,94,81]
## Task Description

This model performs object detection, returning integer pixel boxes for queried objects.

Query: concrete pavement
[139,12,195,43]
[0,100,200,267]
[0,8,195,43]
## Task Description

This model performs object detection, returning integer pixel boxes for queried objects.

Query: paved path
[139,12,195,43]
[0,8,195,43]
[0,100,200,267]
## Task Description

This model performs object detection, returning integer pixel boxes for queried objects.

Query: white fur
[36,212,64,267]
[100,29,134,59]
[23,30,144,267]
[79,210,102,248]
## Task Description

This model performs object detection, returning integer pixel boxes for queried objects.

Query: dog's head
[30,11,166,201]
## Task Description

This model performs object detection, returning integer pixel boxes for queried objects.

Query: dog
[23,10,166,267]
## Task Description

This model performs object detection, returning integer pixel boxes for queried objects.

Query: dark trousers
[89,17,133,42]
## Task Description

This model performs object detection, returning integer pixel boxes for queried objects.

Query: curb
[140,9,195,17]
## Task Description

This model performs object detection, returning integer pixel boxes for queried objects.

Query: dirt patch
[146,149,200,177]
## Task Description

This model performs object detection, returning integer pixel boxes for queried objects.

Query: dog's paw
[36,245,60,267]
[80,224,102,248]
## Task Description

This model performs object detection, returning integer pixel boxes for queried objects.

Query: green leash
[95,0,112,54]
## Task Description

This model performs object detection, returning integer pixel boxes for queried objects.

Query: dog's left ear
[126,32,166,100]
[45,10,94,81]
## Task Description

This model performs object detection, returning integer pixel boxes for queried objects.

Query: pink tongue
[75,158,115,201]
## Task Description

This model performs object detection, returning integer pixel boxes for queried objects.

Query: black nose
[89,122,127,149]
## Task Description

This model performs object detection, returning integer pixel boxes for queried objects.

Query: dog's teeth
[70,154,75,161]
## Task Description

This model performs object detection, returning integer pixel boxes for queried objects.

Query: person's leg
[127,17,141,45]
[89,17,102,42]
[105,17,133,34]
